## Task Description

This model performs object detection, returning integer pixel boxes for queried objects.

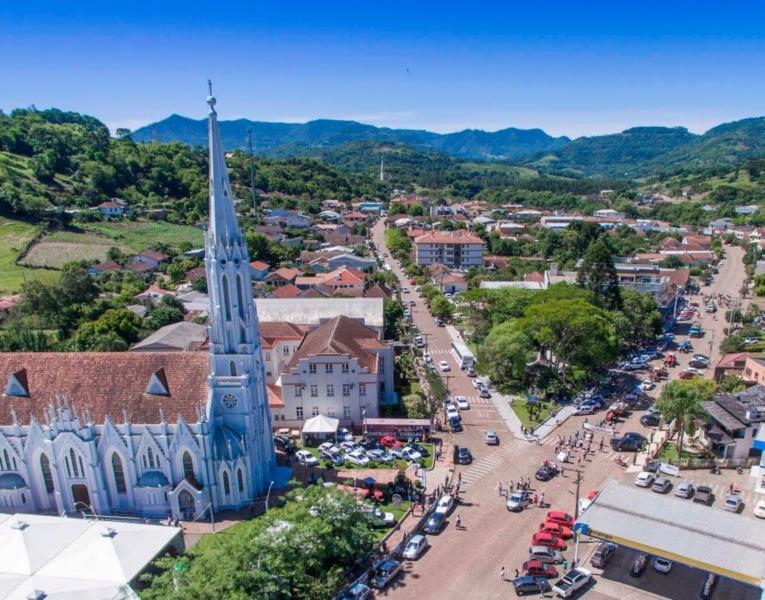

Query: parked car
[754,498,765,519]
[455,446,472,464]
[423,512,446,534]
[531,531,566,551]
[338,582,371,600]
[484,430,499,445]
[337,427,353,442]
[402,534,429,560]
[401,447,423,462]
[479,388,491,399]
[640,412,661,427]
[551,567,592,598]
[545,511,574,528]
[340,441,363,454]
[408,441,430,457]
[642,459,661,473]
[528,545,563,564]
[370,559,403,589]
[539,521,573,539]
[573,404,596,416]
[365,448,394,464]
[434,494,454,515]
[724,494,742,513]
[295,450,319,467]
[466,367,477,377]
[653,557,672,574]
[455,396,470,410]
[522,560,558,578]
[651,477,672,494]
[346,450,371,467]
[274,435,296,454]
[512,576,552,596]
[321,449,345,466]
[379,435,402,448]
[450,417,463,432]
[445,405,460,421]
[435,317,444,326]
[507,491,531,512]
[694,485,714,506]
[611,437,642,452]
[590,542,617,568]
[689,359,709,369]
[634,472,655,488]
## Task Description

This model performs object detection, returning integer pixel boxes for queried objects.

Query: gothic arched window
[229,361,237,376]
[147,447,155,469]
[237,468,244,493]
[111,453,127,494]
[1,449,9,471]
[70,448,80,478]
[221,275,232,321]
[40,454,55,494]
[236,275,246,320]
[182,452,195,481]
[223,471,230,495]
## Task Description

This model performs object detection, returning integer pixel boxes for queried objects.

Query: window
[283,346,290,356]
[359,383,367,397]
[379,358,384,373]
[40,454,54,494]
[70,448,80,478]
[111,453,127,494]
[296,406,304,420]
[310,384,318,397]
[237,469,244,492]
[147,447,155,469]
[295,385,302,398]
[327,406,336,417]
[380,382,385,394]
[229,361,237,376]
[182,452,195,481]
[312,406,320,417]
[223,471,231,495]
[326,384,335,397]
[265,353,271,361]
[325,364,334,374]
[343,406,351,419]
[236,275,246,320]
[341,363,349,374]
[1,448,9,470]
[221,275,232,321]
[309,363,317,374]
[342,384,351,397]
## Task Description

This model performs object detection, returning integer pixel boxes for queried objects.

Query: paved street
[370,221,753,599]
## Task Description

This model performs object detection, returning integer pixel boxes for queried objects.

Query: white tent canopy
[301,414,340,435]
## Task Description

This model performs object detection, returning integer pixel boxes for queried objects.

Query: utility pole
[443,374,454,398]
[248,128,257,209]
[571,467,584,566]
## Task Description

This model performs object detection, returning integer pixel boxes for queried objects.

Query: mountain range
[132,114,765,177]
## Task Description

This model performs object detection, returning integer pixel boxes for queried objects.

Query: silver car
[674,480,694,499]
[528,545,563,564]
[402,534,429,560]
[724,494,742,513]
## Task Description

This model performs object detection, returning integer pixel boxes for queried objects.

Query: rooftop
[254,297,384,328]
[414,230,484,245]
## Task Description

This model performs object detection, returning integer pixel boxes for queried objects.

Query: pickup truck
[552,567,592,598]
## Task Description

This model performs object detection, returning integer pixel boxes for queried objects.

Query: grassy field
[84,221,204,252]
[0,217,60,293]
[21,229,120,269]
[510,397,554,430]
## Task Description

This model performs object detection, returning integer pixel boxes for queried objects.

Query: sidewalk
[533,405,575,440]
[486,391,525,439]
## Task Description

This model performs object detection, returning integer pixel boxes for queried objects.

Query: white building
[0,94,278,521]
[414,230,484,268]
[274,316,396,428]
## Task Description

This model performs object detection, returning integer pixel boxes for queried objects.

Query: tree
[614,289,662,346]
[429,294,453,320]
[718,375,746,393]
[144,305,184,330]
[70,308,142,350]
[191,276,208,293]
[383,299,404,340]
[655,378,714,454]
[480,321,536,383]
[577,238,621,309]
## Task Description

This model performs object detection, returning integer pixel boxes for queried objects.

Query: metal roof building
[574,479,765,591]
[255,298,384,329]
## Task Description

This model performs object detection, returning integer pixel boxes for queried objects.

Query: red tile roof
[93,261,123,273]
[136,249,168,262]
[268,267,301,281]
[524,271,544,283]
[250,260,270,271]
[414,230,484,245]
[287,316,385,373]
[260,322,308,348]
[267,384,285,408]
[270,283,301,299]
[0,352,210,425]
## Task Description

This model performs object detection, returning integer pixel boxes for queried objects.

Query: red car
[546,510,574,528]
[521,560,558,579]
[678,370,696,379]
[539,521,573,539]
[379,435,403,448]
[531,531,567,551]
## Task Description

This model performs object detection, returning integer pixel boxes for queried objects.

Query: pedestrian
[599,438,604,452]
[575,429,579,440]
[458,471,462,483]
[508,479,513,493]
[540,492,545,507]
[444,474,449,486]
[533,494,538,506]
[500,566,505,581]
[561,465,565,476]
[515,568,520,578]
[456,514,462,529]
[498,481,503,496]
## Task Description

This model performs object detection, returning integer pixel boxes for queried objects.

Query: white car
[318,441,335,452]
[472,379,484,389]
[337,427,353,442]
[455,396,470,410]
[340,441,363,454]
[653,557,672,573]
[634,471,655,488]
[295,450,319,467]
[346,450,371,466]
[401,447,422,462]
[446,405,460,421]
[439,360,450,372]
[434,494,454,515]
[423,352,432,363]
[573,404,595,416]
[754,499,765,519]
[640,380,655,391]
[723,494,742,513]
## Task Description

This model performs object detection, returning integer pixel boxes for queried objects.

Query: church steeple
[207,81,242,246]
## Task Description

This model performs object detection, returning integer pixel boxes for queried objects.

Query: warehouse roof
[574,479,765,588]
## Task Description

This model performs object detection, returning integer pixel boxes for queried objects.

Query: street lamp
[265,481,275,511]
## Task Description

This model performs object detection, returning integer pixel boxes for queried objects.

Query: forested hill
[132,114,571,161]
[529,117,765,177]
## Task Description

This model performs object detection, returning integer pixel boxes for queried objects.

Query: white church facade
[0,93,277,520]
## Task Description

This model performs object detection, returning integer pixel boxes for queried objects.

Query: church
[0,93,277,520]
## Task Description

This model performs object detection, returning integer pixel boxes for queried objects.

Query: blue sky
[2,1,764,138]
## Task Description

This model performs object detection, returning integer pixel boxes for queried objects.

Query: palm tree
[656,379,714,454]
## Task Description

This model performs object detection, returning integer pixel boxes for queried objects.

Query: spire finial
[206,80,217,114]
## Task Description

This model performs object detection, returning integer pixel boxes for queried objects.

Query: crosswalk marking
[457,443,525,487]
